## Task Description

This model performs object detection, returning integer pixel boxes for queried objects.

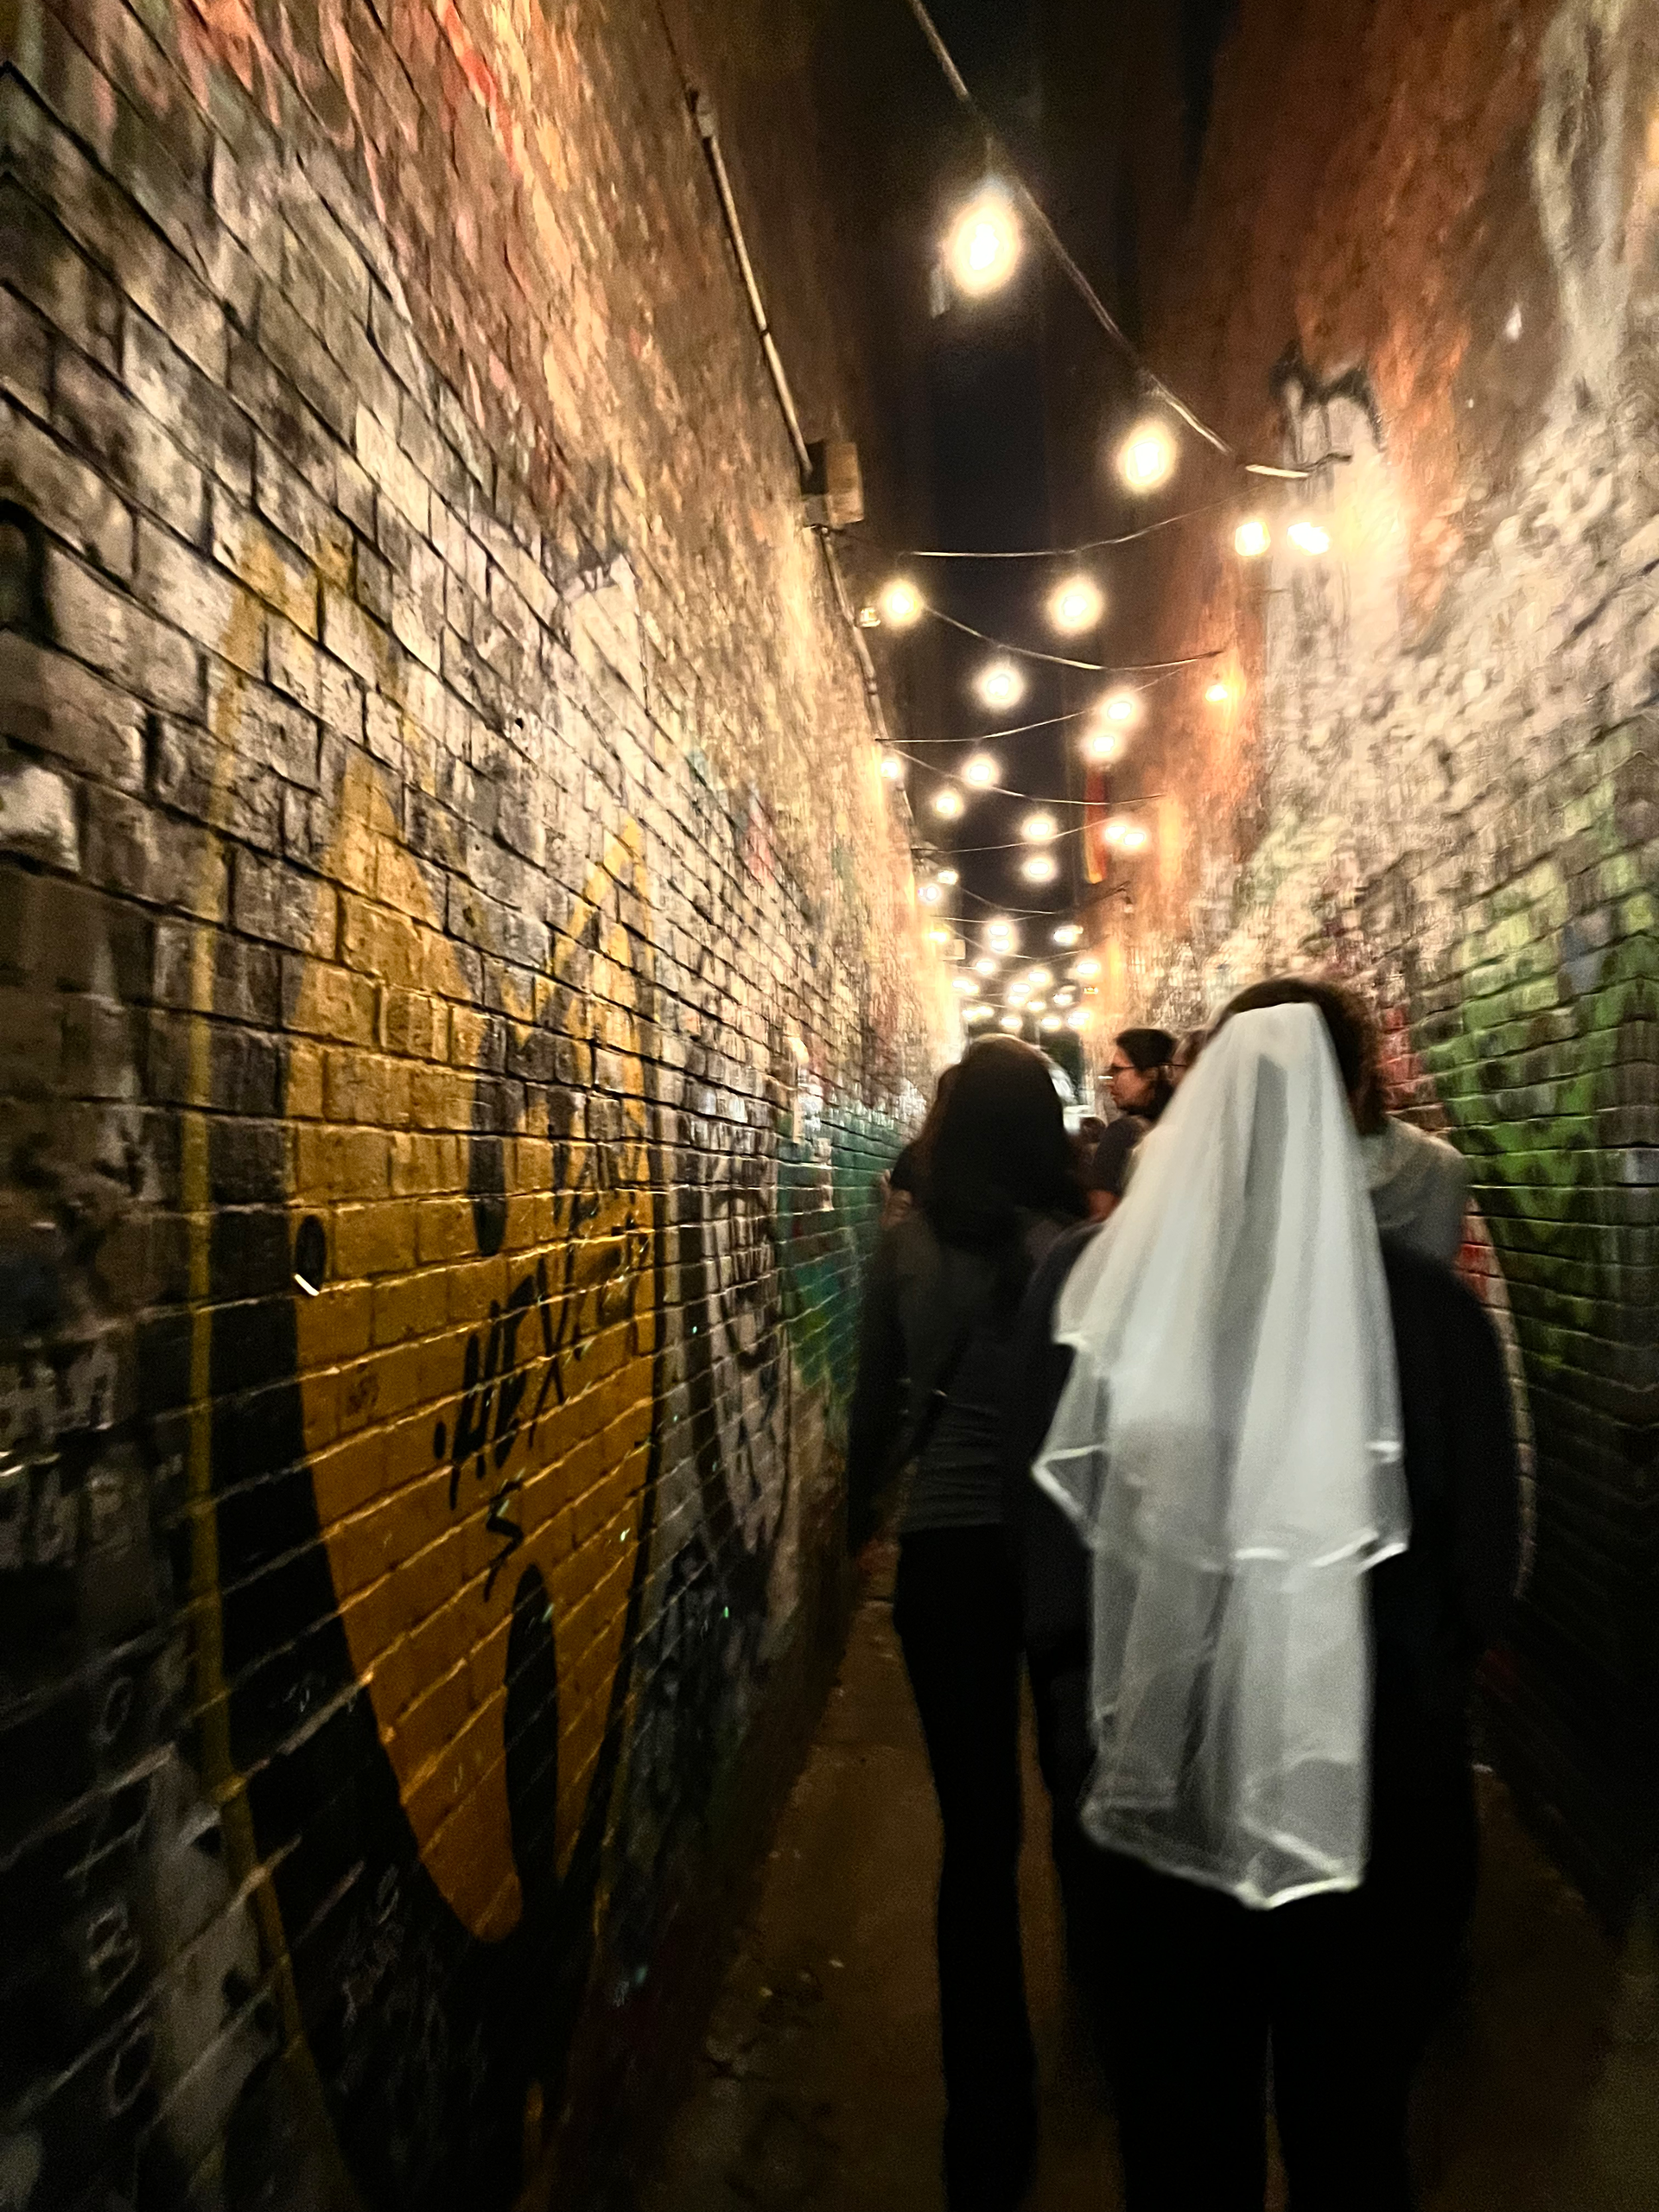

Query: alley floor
[643,1545,1659,2212]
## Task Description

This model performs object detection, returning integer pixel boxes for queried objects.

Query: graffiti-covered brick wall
[1093,0,1656,1916]
[0,0,954,2202]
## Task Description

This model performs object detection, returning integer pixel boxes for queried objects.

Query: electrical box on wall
[803,439,864,527]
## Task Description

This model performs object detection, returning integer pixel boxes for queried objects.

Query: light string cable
[893,659,1201,743]
[848,499,1233,560]
[893,747,1094,804]
[925,603,1227,672]
[900,0,1342,481]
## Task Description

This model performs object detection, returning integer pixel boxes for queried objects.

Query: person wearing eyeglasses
[1086,1028,1176,1219]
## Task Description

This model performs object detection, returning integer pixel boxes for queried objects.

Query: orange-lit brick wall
[1086,0,1656,1918]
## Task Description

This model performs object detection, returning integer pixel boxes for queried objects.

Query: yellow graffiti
[290,755,658,1940]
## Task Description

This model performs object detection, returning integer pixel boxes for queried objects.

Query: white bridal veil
[1033,1002,1409,1908]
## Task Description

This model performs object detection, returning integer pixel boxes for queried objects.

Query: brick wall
[1089,0,1657,1917]
[0,0,955,2202]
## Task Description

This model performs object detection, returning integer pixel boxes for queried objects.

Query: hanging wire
[846,501,1232,560]
[892,660,1195,745]
[900,0,1347,481]
[925,603,1228,672]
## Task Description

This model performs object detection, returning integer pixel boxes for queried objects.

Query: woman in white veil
[1007,983,1520,2210]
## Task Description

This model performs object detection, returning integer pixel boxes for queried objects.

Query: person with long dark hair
[846,1038,1089,2212]
[1004,981,1520,2210]
[1087,1026,1176,1218]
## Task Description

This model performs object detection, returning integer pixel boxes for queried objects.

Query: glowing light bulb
[878,576,924,627]
[1067,1008,1090,1031]
[1287,518,1331,556]
[1122,826,1150,852]
[918,881,944,906]
[1051,923,1082,948]
[1040,1015,1063,1033]
[880,752,905,782]
[1027,999,1047,1014]
[931,785,965,819]
[1071,957,1101,981]
[937,867,959,887]
[1046,574,1103,634]
[1084,728,1118,764]
[1205,681,1230,705]
[1117,417,1177,493]
[927,925,952,945]
[1234,517,1270,559]
[966,1003,994,1022]
[946,184,1021,297]
[999,1013,1023,1032]
[984,917,1017,947]
[1102,818,1130,847]
[973,956,998,976]
[963,752,1000,788]
[1020,853,1058,885]
[1020,810,1058,843]
[1102,689,1141,727]
[954,975,980,995]
[1053,989,1075,1006]
[1024,968,1053,989]
[975,661,1025,711]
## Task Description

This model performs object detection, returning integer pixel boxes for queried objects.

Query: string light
[1071,957,1101,980]
[1205,681,1230,705]
[1020,810,1058,843]
[1040,1014,1063,1033]
[1066,1008,1090,1031]
[879,576,925,626]
[985,916,1018,951]
[954,975,980,995]
[975,661,1025,711]
[880,753,905,782]
[963,752,1000,788]
[918,881,944,906]
[1122,824,1150,852]
[1084,728,1118,764]
[1027,999,1047,1014]
[1020,853,1058,884]
[1116,418,1178,493]
[1024,967,1054,988]
[1234,517,1270,558]
[1100,689,1141,728]
[945,181,1021,297]
[999,1013,1023,1032]
[1287,518,1331,556]
[1046,575,1103,634]
[973,955,999,976]
[931,786,965,818]
[965,1003,995,1023]
[926,925,953,944]
[1051,923,1082,947]
[1053,988,1075,1006]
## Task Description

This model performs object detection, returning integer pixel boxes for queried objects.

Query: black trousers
[894,1529,1036,2212]
[1096,1838,1468,2212]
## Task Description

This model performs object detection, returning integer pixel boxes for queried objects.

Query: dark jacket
[847,1209,1070,1547]
[1002,1233,1522,1890]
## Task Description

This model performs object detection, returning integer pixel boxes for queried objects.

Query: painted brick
[1083,0,1658,1923]
[1,14,956,2212]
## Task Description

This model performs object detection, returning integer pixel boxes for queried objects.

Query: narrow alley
[3,0,1655,2207]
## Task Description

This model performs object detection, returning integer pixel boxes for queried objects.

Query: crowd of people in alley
[848,976,1520,2212]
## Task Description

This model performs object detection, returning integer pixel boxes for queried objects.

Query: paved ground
[642,1545,1659,2212]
